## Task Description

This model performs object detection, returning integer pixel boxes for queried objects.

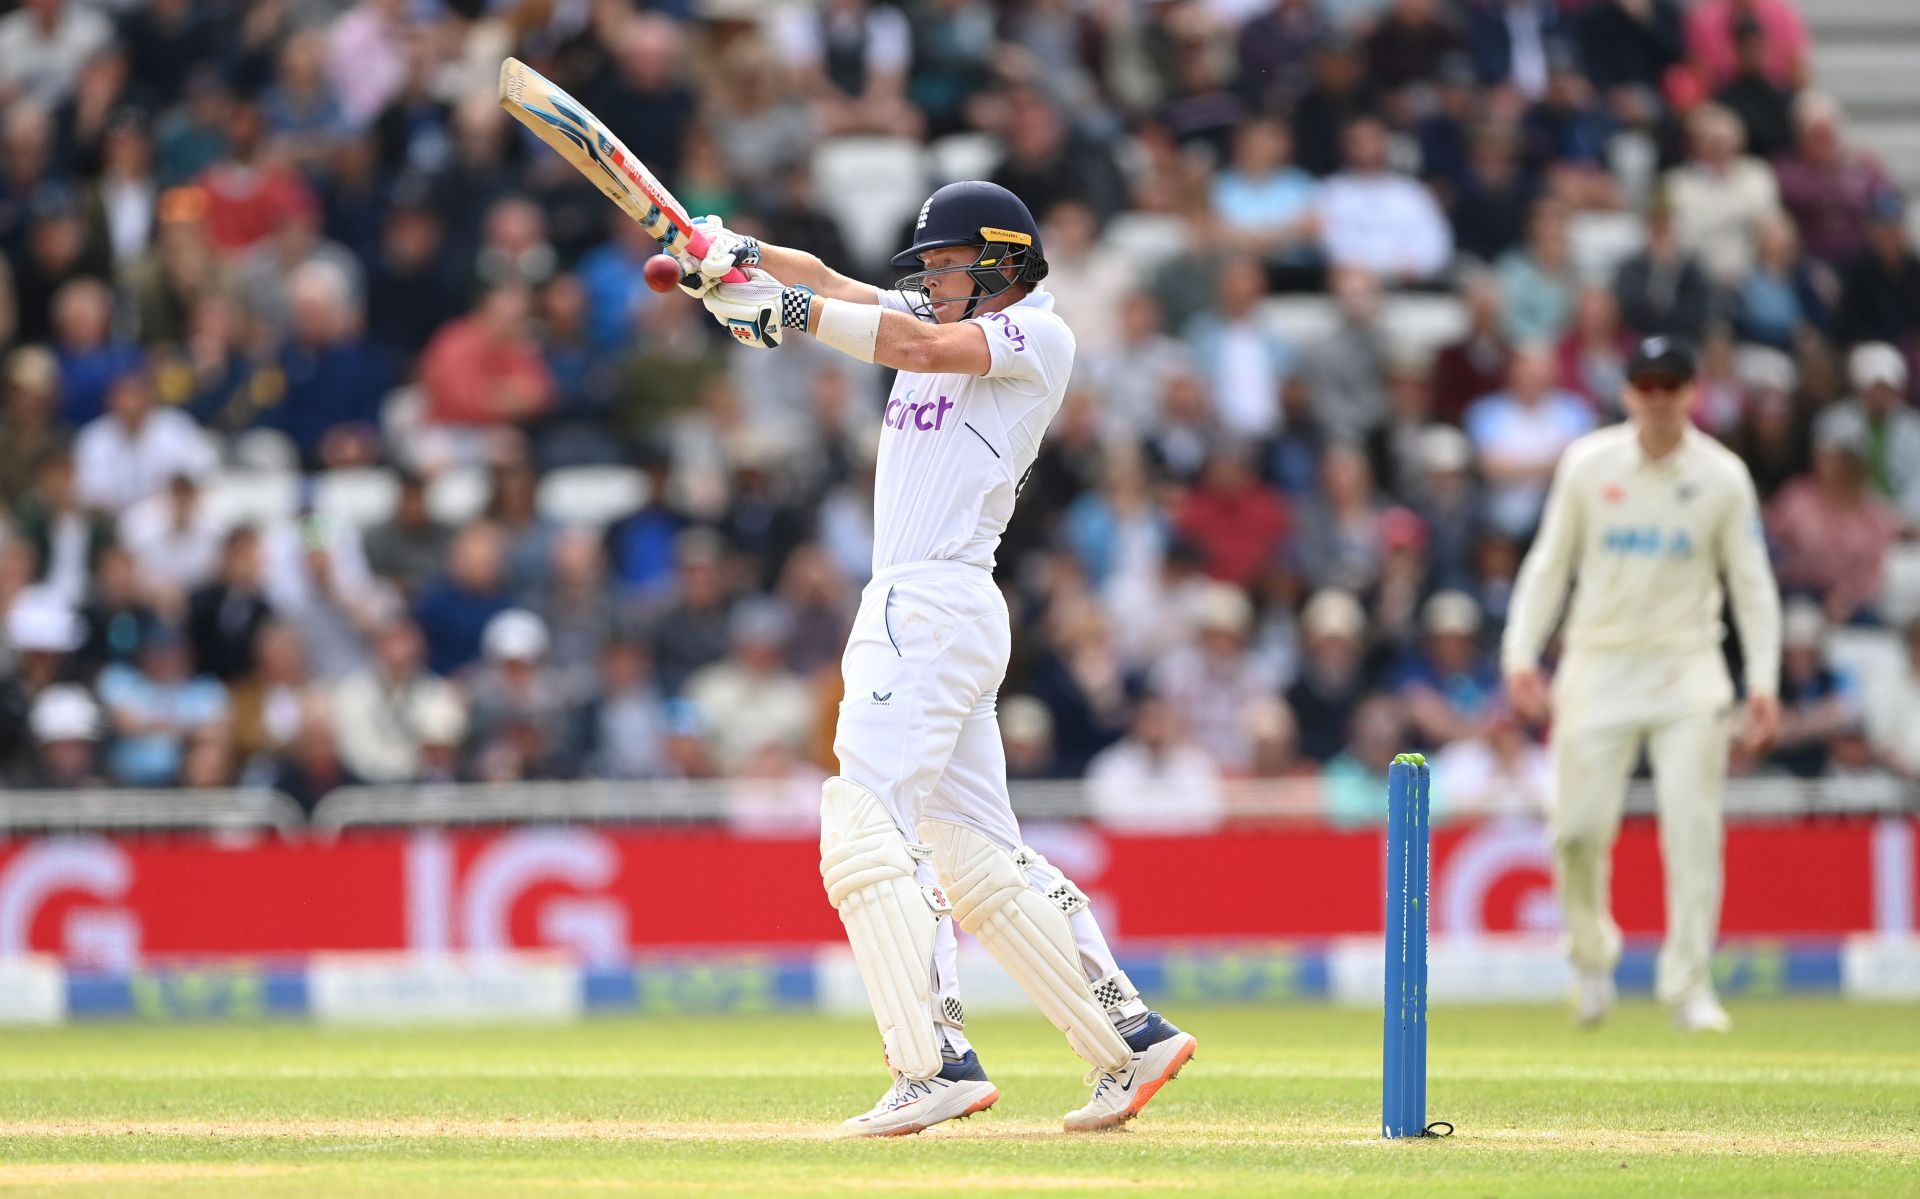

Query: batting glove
[677,215,761,299]
[702,269,816,349]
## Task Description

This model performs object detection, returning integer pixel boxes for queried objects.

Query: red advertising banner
[0,818,1913,966]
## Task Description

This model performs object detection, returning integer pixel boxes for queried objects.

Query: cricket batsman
[676,182,1196,1134]
[1503,337,1781,1033]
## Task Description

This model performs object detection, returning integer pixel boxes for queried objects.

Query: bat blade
[498,57,745,282]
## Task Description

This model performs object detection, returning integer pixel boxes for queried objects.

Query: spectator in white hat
[683,600,813,775]
[466,607,575,781]
[1086,694,1225,834]
[1812,343,1920,525]
[1149,580,1282,772]
[1395,590,1499,748]
[1285,588,1374,763]
[17,683,104,788]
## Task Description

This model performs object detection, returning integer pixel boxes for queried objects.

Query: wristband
[812,296,883,363]
[780,285,815,330]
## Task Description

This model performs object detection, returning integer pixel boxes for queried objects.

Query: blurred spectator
[646,530,736,695]
[50,277,140,427]
[414,520,514,677]
[1367,0,1466,96]
[1497,199,1575,344]
[1835,189,1920,352]
[1731,214,1831,351]
[0,0,113,107]
[0,347,67,509]
[13,682,104,788]
[1767,599,1861,779]
[1237,0,1330,115]
[126,186,225,347]
[263,260,391,469]
[1685,0,1808,93]
[194,98,315,255]
[1039,201,1138,358]
[97,625,228,786]
[1320,692,1409,823]
[75,546,158,678]
[1447,120,1542,265]
[1211,118,1321,284]
[989,87,1129,225]
[1150,581,1282,772]
[1466,0,1568,99]
[1415,426,1483,591]
[1301,267,1391,443]
[474,197,558,293]
[578,638,669,780]
[1084,292,1190,442]
[1432,271,1511,423]
[330,617,464,784]
[709,39,813,186]
[1395,591,1500,748]
[1065,446,1170,614]
[1522,47,1618,210]
[1175,447,1288,588]
[1291,37,1376,179]
[467,609,576,781]
[1292,445,1388,595]
[184,527,271,682]
[531,527,622,700]
[1613,197,1715,340]
[1557,285,1632,413]
[11,448,110,607]
[1576,0,1685,96]
[684,601,812,775]
[365,182,465,360]
[238,204,364,345]
[326,0,413,129]
[270,694,358,813]
[1428,700,1550,816]
[420,284,556,463]
[16,186,105,354]
[1026,592,1131,774]
[228,619,310,778]
[1465,345,1595,537]
[3,591,83,745]
[73,369,216,515]
[1185,257,1295,439]
[1863,622,1920,780]
[1087,694,1226,833]
[86,110,159,275]
[1766,417,1898,625]
[120,473,226,604]
[1713,16,1796,160]
[1814,345,1920,526]
[1318,117,1452,283]
[1665,103,1780,286]
[1726,351,1812,500]
[1000,695,1060,781]
[362,472,452,596]
[775,0,919,139]
[1286,588,1372,763]
[484,454,560,596]
[1775,92,1894,270]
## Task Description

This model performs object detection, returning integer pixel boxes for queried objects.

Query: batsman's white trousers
[1548,648,1734,1006]
[833,560,1127,1055]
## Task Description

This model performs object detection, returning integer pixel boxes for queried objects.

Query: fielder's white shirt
[869,288,1073,572]
[1501,424,1782,695]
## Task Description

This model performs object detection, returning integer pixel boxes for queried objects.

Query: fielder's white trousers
[834,560,1127,1056]
[1548,648,1734,1006]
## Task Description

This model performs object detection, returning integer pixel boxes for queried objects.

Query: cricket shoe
[838,1051,999,1137]
[1063,1013,1197,1133]
[1672,992,1733,1034]
[1573,969,1616,1028]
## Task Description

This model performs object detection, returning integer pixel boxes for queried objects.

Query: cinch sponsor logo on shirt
[1601,525,1694,560]
[885,391,954,432]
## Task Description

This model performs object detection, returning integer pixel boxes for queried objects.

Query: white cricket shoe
[1574,969,1616,1028]
[1672,993,1733,1034]
[838,1051,999,1138]
[1063,1013,1197,1133]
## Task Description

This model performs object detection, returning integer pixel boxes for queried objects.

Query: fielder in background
[679,182,1195,1134]
[1503,337,1782,1033]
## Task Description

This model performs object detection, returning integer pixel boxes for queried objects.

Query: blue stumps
[1384,752,1432,1138]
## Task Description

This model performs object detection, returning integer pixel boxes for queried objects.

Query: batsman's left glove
[702,269,816,350]
[677,216,761,299]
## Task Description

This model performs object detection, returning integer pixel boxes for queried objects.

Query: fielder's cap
[483,608,549,662]
[30,684,99,743]
[1850,341,1909,392]
[7,590,84,654]
[1194,581,1254,638]
[1627,336,1698,384]
[1781,597,1827,650]
[1302,589,1366,641]
[1423,590,1482,637]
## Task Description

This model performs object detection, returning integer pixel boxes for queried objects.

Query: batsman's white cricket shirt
[1502,423,1782,698]
[869,288,1072,572]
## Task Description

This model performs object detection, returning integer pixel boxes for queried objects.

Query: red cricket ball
[643,254,682,294]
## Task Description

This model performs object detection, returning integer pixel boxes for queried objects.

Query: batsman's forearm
[755,244,879,305]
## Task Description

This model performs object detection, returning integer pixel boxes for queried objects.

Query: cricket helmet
[892,181,1048,320]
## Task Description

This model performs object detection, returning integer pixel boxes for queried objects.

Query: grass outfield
[1,1000,1916,1197]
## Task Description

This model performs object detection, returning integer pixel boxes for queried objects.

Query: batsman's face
[918,246,988,323]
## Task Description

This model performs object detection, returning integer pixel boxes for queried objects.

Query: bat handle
[680,228,751,284]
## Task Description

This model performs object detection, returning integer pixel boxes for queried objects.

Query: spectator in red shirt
[192,99,313,255]
[1174,446,1288,588]
[1685,0,1808,92]
[419,282,555,433]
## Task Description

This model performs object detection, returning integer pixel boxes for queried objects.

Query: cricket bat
[498,57,747,283]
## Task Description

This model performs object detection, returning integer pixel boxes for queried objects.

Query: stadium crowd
[1,0,1918,827]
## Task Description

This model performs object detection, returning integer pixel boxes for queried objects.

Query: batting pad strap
[920,818,1132,1072]
[812,296,883,363]
[820,776,943,1080]
[1090,971,1140,1014]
